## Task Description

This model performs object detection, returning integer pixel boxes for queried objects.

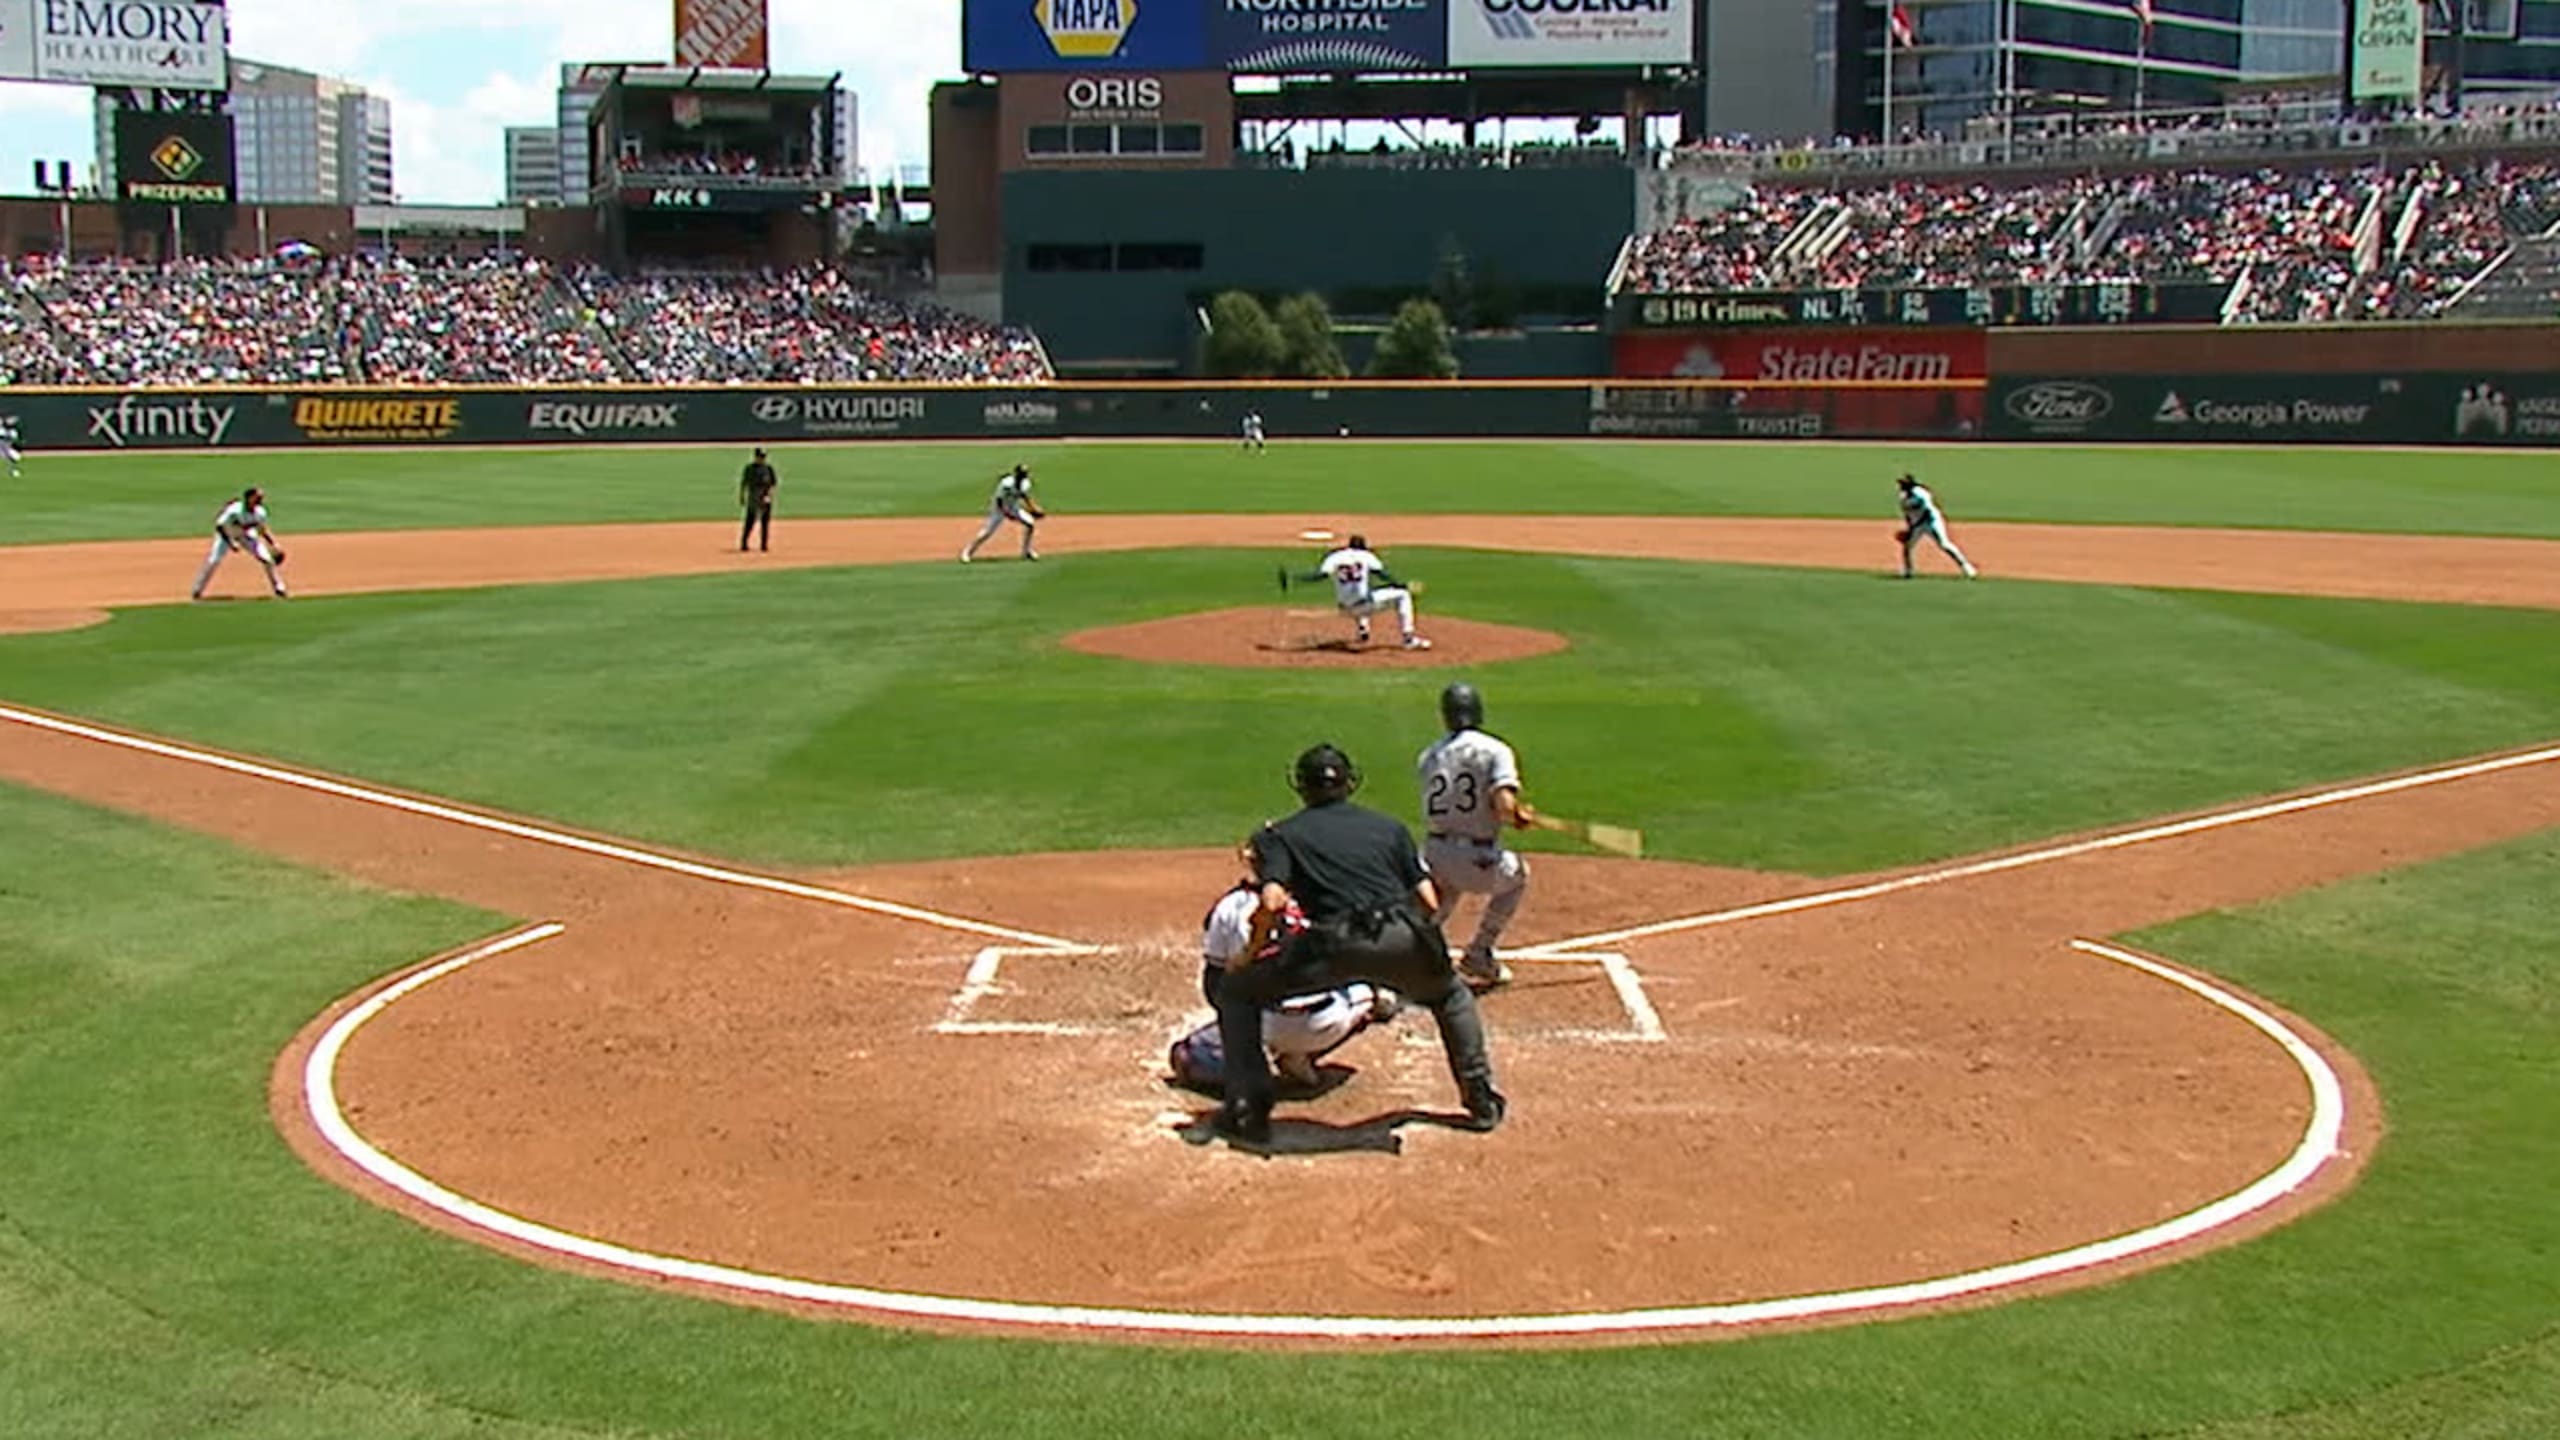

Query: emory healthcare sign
[0,0,229,90]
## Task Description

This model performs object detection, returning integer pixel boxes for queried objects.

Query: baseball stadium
[6,0,2560,1435]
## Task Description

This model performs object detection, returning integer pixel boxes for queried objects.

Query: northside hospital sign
[0,0,231,91]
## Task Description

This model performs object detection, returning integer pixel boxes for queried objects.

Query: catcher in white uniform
[190,487,289,600]
[1284,532,1430,650]
[1168,876,1401,1095]
[1418,681,1535,989]
[1896,473,1978,579]
[959,463,1043,562]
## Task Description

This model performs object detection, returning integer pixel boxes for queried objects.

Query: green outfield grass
[4,438,2557,1436]
[4,551,2560,872]
[8,440,2560,543]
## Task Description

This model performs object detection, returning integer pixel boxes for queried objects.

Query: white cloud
[4,2,964,205]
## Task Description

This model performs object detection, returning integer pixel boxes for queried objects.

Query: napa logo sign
[964,0,1202,71]
[1034,0,1137,57]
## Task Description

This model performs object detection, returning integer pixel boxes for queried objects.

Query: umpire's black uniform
[739,450,778,552]
[1213,744,1505,1142]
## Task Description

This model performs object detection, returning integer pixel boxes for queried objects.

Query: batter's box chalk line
[932,945,1666,1045]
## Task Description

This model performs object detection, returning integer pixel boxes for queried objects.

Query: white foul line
[0,702,1083,951]
[1519,742,2560,956]
[303,925,2354,1340]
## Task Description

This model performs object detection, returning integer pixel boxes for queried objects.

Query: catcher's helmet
[1440,681,1484,732]
[1291,743,1361,804]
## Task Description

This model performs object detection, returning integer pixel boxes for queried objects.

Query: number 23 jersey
[1416,729,1521,843]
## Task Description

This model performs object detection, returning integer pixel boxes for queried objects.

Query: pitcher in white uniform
[959,463,1042,562]
[1292,532,1429,650]
[190,487,289,600]
[1417,681,1534,989]
[1167,877,1400,1095]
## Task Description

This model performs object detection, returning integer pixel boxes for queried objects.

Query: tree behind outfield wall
[1364,298,1461,380]
[1203,291,1287,378]
[1273,292,1349,379]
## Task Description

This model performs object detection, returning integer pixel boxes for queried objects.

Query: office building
[97,58,397,204]
[504,126,563,204]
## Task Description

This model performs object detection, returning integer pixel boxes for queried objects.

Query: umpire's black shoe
[1213,1100,1272,1145]
[1458,1082,1507,1133]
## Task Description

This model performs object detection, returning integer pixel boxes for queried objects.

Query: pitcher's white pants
[1343,585,1416,638]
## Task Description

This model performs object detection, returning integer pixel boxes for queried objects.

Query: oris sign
[1064,74,1161,115]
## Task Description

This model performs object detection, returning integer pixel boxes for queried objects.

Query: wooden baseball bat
[1527,812,1644,857]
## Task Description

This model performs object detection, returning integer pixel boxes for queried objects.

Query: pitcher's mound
[1064,607,1570,669]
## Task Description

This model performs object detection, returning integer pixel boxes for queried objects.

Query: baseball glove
[1893,528,1910,544]
[267,547,287,566]
[1027,503,1047,520]
[1275,564,1291,594]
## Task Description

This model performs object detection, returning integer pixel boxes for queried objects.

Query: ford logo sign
[752,396,800,423]
[2005,381,2113,428]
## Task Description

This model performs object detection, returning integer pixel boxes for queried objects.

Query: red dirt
[4,512,2556,1344]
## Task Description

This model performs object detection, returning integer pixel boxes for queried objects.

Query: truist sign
[2,0,230,90]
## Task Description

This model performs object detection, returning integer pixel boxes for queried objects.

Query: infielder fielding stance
[1896,473,1979,579]
[1170,870,1401,1095]
[1211,744,1504,1144]
[960,463,1043,562]
[1418,682,1536,990]
[190,487,289,600]
[1281,532,1430,650]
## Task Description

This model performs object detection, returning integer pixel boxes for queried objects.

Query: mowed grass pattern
[0,439,2555,1437]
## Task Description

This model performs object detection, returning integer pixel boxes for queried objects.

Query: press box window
[1117,124,1161,155]
[1115,242,1203,271]
[1162,124,1204,156]
[1026,125,1069,156]
[1027,243,1114,272]
[1070,125,1115,155]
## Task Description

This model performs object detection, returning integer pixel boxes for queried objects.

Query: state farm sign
[1611,329,1987,384]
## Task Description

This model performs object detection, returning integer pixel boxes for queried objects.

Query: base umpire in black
[739,448,778,552]
[1212,743,1506,1143]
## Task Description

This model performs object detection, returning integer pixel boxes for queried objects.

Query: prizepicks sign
[0,0,230,90]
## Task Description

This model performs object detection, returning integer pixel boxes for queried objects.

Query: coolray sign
[85,394,234,447]
[527,401,684,435]
[1,0,229,90]
[1213,0,1445,73]
[293,396,461,442]
[2002,380,2114,434]
[749,393,929,436]
[1447,0,1691,67]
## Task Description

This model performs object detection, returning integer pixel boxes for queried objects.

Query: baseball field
[3,438,2558,1437]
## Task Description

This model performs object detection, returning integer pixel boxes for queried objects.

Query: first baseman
[1896,473,1979,579]
[190,487,289,600]
[1288,533,1429,650]
[1417,682,1535,990]
[1170,870,1401,1095]
[0,415,21,478]
[960,463,1043,562]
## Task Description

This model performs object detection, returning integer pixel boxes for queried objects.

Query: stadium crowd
[0,257,1050,386]
[1624,159,2560,322]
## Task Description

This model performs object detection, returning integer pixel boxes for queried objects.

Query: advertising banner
[964,0,1208,74]
[1617,282,2229,331]
[674,0,768,69]
[1447,0,1692,68]
[1612,328,1986,382]
[2351,0,2424,100]
[1,0,229,90]
[1989,374,2415,443]
[1587,381,1981,438]
[113,109,234,206]
[1213,0,1445,73]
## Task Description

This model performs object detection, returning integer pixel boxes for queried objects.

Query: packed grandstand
[5,151,2559,387]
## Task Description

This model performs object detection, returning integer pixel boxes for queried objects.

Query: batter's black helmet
[1291,743,1361,804]
[1440,682,1484,732]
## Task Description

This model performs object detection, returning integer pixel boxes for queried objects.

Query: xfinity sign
[85,394,236,448]
[1,0,231,90]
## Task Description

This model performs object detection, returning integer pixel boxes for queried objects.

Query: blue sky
[0,0,960,203]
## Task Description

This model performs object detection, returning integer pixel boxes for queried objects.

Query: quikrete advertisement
[293,396,463,443]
